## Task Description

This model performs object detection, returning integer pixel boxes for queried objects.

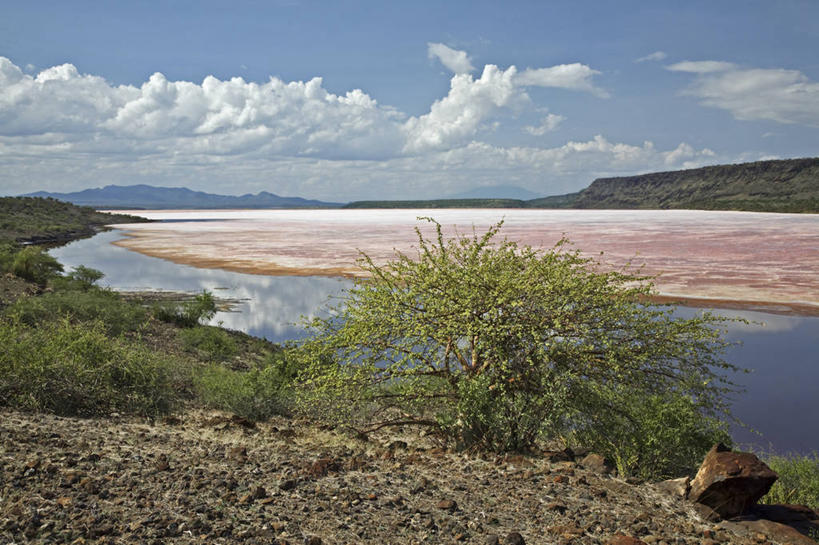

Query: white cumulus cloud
[427,43,475,74]
[515,63,609,97]
[668,60,819,126]
[403,64,522,153]
[0,55,745,200]
[524,113,565,135]
[667,60,737,74]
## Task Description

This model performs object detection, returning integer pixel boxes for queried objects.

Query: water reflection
[51,230,818,453]
[51,230,350,340]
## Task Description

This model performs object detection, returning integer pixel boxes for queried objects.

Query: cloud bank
[1,54,725,199]
[668,60,819,126]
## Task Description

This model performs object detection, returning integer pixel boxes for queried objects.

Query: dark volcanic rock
[688,443,778,519]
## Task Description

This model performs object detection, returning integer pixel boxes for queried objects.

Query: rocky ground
[3,409,815,545]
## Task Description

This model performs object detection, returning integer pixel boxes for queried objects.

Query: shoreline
[112,236,819,318]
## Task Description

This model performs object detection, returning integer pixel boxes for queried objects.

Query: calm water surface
[51,229,819,454]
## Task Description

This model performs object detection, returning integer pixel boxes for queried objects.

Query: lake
[50,209,819,454]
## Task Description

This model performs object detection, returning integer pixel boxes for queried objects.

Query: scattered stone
[580,452,613,474]
[279,479,297,491]
[238,493,253,504]
[306,457,338,477]
[230,415,257,429]
[228,446,248,461]
[549,523,584,539]
[655,476,690,498]
[546,502,568,513]
[688,443,778,519]
[543,448,574,462]
[504,531,525,545]
[251,485,267,500]
[387,440,408,450]
[436,499,457,511]
[25,458,41,470]
[607,535,648,545]
[154,453,170,471]
[3,408,794,545]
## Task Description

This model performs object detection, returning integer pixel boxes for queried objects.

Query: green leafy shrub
[179,325,238,361]
[0,318,178,417]
[761,453,819,509]
[298,219,741,461]
[5,288,148,336]
[10,246,63,286]
[194,350,299,420]
[0,241,21,273]
[154,290,218,327]
[568,388,732,479]
[66,265,105,289]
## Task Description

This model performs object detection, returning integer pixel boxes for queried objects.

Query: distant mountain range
[348,157,819,213]
[22,185,343,209]
[20,157,819,213]
[447,185,543,200]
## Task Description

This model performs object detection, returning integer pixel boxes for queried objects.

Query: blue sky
[1,0,817,200]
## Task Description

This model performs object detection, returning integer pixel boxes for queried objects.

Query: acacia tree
[299,219,739,468]
[11,246,63,287]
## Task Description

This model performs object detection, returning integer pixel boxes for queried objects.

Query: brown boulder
[579,452,613,474]
[688,443,777,519]
[718,517,818,545]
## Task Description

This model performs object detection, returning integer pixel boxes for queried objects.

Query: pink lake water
[109,209,819,315]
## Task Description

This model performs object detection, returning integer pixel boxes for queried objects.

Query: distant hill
[567,157,819,213]
[344,198,525,209]
[447,185,543,200]
[347,158,818,213]
[22,185,343,210]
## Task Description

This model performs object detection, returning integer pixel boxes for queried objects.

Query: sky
[1,0,818,201]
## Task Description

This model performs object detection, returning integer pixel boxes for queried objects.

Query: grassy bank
[0,196,150,245]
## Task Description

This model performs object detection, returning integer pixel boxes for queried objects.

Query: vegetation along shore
[1,197,818,544]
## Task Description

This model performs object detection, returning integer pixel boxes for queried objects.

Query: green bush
[154,290,218,327]
[568,388,732,479]
[761,453,819,509]
[0,241,21,273]
[5,288,148,336]
[179,325,238,361]
[66,265,105,290]
[0,318,178,417]
[194,350,299,420]
[298,219,741,459]
[10,246,63,286]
